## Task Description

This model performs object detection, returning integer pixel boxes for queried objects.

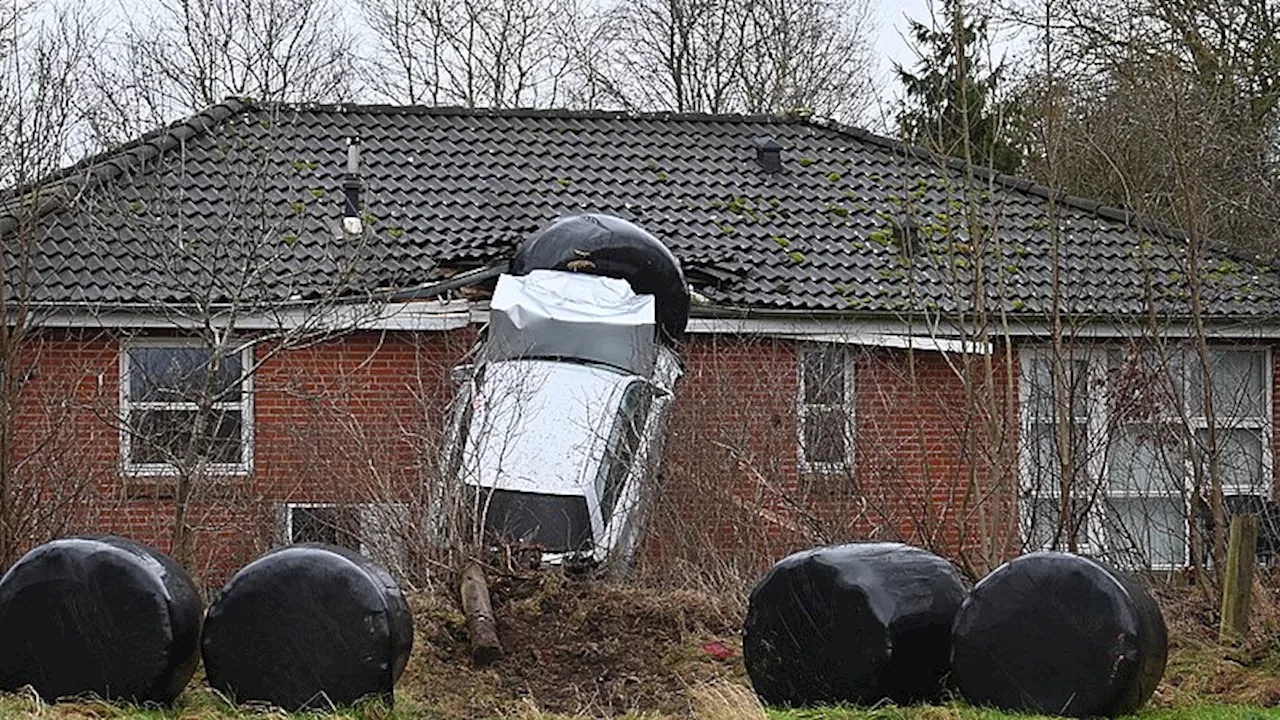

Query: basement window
[798,344,855,473]
[120,340,253,476]
[284,504,363,552]
[280,503,410,573]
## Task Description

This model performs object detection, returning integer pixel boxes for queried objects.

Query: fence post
[1219,514,1259,644]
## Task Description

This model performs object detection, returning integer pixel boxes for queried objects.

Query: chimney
[754,136,783,173]
[342,138,363,235]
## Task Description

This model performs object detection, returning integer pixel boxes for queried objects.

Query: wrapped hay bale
[0,536,202,703]
[743,542,966,707]
[951,551,1167,718]
[202,544,414,711]
[510,213,690,342]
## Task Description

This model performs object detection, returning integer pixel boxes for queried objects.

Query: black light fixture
[754,136,784,173]
[342,138,363,235]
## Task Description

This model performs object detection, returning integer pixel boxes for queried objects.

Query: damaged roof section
[5,99,1280,321]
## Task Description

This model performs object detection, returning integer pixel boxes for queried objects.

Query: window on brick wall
[1020,345,1272,569]
[280,503,410,575]
[285,504,363,551]
[120,339,253,475]
[798,344,855,472]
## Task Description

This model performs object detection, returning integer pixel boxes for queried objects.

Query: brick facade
[10,327,1277,586]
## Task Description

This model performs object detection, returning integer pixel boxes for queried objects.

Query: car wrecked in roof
[439,214,689,567]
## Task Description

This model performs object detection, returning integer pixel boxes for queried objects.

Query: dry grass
[689,683,768,720]
[1152,581,1280,708]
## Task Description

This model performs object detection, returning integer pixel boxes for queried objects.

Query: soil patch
[402,570,746,718]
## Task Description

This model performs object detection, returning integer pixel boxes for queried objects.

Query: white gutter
[28,299,1280,342]
[790,333,991,355]
[686,315,1280,341]
[29,299,473,332]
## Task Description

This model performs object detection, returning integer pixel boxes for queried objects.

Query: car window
[596,380,654,526]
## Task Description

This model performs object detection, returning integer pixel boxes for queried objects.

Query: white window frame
[797,343,856,473]
[119,337,255,477]
[1018,348,1107,555]
[1018,344,1273,570]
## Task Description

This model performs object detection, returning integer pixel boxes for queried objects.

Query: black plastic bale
[0,536,203,703]
[742,542,968,707]
[951,551,1168,718]
[202,544,415,711]
[510,213,690,343]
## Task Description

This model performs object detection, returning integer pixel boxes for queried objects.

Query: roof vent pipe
[754,137,783,173]
[342,139,363,235]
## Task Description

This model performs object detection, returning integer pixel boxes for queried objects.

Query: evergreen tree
[894,0,1023,174]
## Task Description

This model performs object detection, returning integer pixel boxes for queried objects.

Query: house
[4,98,1279,584]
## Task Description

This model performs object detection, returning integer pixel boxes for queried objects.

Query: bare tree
[361,0,572,107]
[738,0,874,118]
[1000,0,1280,586]
[591,0,873,117]
[83,0,358,146]
[0,0,114,568]
[360,0,874,117]
[43,104,395,570]
[1011,0,1280,255]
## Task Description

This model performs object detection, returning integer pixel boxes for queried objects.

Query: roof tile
[5,101,1278,320]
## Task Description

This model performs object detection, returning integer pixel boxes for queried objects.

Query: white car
[441,265,684,567]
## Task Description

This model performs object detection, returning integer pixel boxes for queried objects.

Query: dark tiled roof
[5,99,1279,320]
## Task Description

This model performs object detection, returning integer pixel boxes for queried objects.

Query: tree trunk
[460,561,503,665]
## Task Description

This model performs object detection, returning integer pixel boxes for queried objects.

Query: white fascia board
[686,316,988,353]
[792,333,991,355]
[29,300,472,332]
[686,315,1280,341]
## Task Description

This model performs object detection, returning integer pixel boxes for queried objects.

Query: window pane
[1107,348,1180,423]
[1109,424,1183,494]
[1195,428,1265,494]
[1026,356,1088,419]
[129,347,243,403]
[802,347,845,405]
[1105,496,1187,567]
[1023,497,1091,551]
[290,506,361,551]
[206,410,244,465]
[597,383,653,525]
[1189,350,1265,417]
[803,408,848,465]
[131,409,243,465]
[1025,422,1089,492]
[132,410,193,464]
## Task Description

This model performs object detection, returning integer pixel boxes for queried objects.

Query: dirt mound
[402,570,747,717]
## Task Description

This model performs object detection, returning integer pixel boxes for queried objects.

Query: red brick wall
[9,327,1021,585]
[646,337,1019,583]
[853,347,1020,576]
[10,328,474,586]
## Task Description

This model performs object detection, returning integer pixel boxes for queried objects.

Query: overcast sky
[76,0,992,127]
[869,0,935,123]
[875,0,934,73]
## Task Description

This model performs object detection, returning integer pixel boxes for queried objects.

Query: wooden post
[1219,514,1259,644]
[460,561,504,665]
